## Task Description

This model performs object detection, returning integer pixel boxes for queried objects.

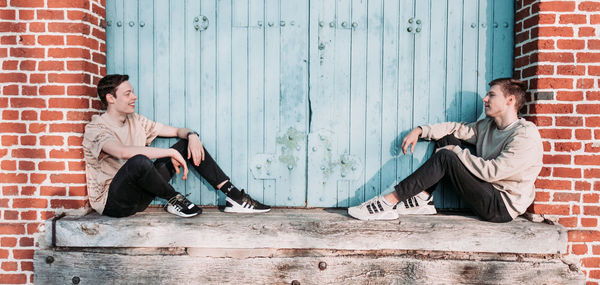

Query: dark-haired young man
[348,78,543,222]
[83,74,270,218]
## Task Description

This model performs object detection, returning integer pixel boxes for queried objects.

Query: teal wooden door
[307,0,514,208]
[106,0,309,207]
[105,0,513,208]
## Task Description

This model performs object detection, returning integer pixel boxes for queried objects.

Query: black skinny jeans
[103,139,229,217]
[394,135,513,223]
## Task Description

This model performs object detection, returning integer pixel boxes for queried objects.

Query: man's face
[482,85,514,118]
[107,81,136,114]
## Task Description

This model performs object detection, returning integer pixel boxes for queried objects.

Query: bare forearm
[176,128,192,139]
[117,145,175,160]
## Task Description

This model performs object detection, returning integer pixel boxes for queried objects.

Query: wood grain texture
[34,249,584,284]
[46,209,566,254]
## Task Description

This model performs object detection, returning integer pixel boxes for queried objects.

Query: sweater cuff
[419,125,432,139]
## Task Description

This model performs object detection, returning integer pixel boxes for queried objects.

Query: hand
[401,127,422,155]
[170,149,189,180]
[187,134,205,166]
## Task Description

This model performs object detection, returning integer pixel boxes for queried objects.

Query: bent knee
[128,154,153,168]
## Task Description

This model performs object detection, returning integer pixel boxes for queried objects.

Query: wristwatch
[186,131,199,138]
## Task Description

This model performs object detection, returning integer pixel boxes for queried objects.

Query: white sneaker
[348,196,399,221]
[395,192,437,215]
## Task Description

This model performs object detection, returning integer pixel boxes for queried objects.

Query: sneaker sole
[224,207,271,213]
[348,207,399,221]
[165,206,200,218]
[397,206,437,215]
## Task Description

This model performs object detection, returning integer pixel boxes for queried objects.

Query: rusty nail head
[318,261,327,270]
[291,280,300,285]
[72,276,80,284]
[45,256,54,264]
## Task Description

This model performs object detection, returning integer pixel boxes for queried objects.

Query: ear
[105,93,116,104]
[506,94,516,106]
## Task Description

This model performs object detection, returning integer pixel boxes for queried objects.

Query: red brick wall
[0,0,105,283]
[515,0,600,283]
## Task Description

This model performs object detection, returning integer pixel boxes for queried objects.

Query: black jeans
[394,135,512,223]
[103,139,230,217]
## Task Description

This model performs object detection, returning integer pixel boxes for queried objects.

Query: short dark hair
[488,78,527,112]
[97,74,129,107]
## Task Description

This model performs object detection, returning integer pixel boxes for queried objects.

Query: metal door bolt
[45,256,54,264]
[280,21,286,26]
[129,21,135,27]
[329,21,335,28]
[116,21,122,27]
[72,277,80,284]
[139,21,145,27]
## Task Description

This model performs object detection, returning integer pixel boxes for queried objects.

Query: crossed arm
[101,125,205,180]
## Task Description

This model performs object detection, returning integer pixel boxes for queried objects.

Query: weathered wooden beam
[34,249,584,285]
[47,209,566,254]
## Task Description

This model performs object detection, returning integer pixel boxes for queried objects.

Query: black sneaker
[164,194,202,217]
[224,190,271,213]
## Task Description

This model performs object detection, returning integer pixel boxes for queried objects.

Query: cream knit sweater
[419,117,543,219]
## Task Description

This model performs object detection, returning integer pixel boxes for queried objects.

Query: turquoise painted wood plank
[411,0,431,176]
[152,0,171,152]
[168,0,187,193]
[247,0,265,202]
[278,0,308,206]
[361,0,383,205]
[492,0,514,79]
[263,0,280,206]
[137,1,155,122]
[380,0,399,203]
[396,0,415,189]
[347,0,368,207]
[216,0,233,206]
[231,0,249,195]
[440,0,465,209]
[110,0,124,73]
[105,0,117,73]
[461,0,479,124]
[333,0,351,208]
[123,0,139,114]
[184,0,202,204]
[307,0,337,207]
[477,0,492,119]
[307,0,326,207]
[199,0,219,205]
[430,0,460,209]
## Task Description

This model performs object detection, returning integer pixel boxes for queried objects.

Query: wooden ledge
[46,208,566,255]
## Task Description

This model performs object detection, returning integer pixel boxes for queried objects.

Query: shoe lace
[166,193,193,209]
[239,189,257,207]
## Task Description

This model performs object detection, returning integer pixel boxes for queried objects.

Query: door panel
[106,0,514,208]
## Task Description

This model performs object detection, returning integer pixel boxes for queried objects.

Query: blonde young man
[83,74,270,218]
[348,78,542,222]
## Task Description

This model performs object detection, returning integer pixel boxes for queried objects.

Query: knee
[432,149,461,165]
[128,154,153,169]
